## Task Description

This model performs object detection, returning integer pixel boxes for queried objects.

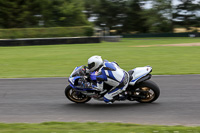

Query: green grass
[0,37,200,78]
[0,122,200,133]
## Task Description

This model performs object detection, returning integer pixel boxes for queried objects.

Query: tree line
[0,0,200,34]
[0,0,89,28]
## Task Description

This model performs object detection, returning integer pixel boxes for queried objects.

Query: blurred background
[0,0,200,38]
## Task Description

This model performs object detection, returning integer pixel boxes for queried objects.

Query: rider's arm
[92,71,106,91]
[92,81,104,91]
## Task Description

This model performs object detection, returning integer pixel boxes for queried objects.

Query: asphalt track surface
[0,75,200,126]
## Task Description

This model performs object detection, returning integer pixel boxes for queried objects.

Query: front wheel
[134,80,160,103]
[65,85,91,103]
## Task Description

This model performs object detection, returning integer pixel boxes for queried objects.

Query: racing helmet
[88,55,103,72]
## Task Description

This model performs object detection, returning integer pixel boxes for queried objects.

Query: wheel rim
[67,88,90,103]
[135,87,155,102]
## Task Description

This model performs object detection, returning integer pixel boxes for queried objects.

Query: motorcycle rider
[87,55,129,104]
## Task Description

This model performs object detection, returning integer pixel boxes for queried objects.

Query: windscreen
[71,66,86,77]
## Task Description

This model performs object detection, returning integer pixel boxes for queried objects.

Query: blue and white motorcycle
[65,65,160,103]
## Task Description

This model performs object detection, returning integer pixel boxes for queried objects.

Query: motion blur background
[1,0,200,77]
[0,0,200,38]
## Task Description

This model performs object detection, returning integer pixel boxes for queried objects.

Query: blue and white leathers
[94,61,129,102]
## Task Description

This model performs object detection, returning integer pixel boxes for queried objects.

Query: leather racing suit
[93,60,129,103]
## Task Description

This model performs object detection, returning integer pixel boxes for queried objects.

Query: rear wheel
[65,85,91,103]
[135,80,160,103]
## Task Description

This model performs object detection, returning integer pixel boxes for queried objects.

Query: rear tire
[65,85,91,103]
[135,80,160,103]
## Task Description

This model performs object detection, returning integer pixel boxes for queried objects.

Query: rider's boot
[103,93,115,104]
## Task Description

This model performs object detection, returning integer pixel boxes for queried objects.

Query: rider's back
[97,61,125,87]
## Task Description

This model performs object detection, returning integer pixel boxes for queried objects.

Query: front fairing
[68,66,85,85]
[68,66,96,91]
[70,66,85,78]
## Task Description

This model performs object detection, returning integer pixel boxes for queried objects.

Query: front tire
[135,80,160,103]
[65,85,91,103]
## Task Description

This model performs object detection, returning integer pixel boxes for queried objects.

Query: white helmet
[88,55,103,72]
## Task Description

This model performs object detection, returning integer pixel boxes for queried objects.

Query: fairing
[68,66,96,91]
[129,66,152,85]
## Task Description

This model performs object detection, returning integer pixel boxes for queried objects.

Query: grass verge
[0,122,200,133]
[0,37,200,78]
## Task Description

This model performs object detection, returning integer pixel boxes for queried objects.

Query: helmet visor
[88,62,95,70]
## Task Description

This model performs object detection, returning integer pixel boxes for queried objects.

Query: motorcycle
[65,65,160,103]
